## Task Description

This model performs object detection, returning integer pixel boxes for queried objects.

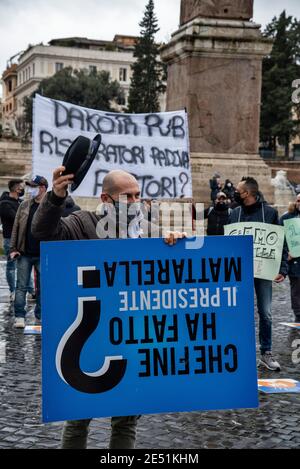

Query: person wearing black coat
[0,180,24,299]
[205,192,231,235]
[228,177,288,372]
[280,194,300,322]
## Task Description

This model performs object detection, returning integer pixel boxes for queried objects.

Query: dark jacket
[280,210,300,278]
[32,191,156,242]
[62,196,81,218]
[0,193,21,239]
[228,196,288,277]
[229,197,278,224]
[0,191,9,201]
[205,206,231,236]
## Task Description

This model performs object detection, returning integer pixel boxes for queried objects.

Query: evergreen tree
[24,67,124,133]
[128,0,166,113]
[260,11,300,157]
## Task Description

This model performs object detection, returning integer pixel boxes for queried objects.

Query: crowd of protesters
[0,169,299,449]
[0,173,299,338]
[0,176,80,329]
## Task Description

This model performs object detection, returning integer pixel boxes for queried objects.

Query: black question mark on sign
[56,269,127,394]
[179,172,189,197]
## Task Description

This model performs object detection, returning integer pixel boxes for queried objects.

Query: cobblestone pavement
[0,259,299,449]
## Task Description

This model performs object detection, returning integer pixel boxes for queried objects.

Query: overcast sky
[1,0,300,89]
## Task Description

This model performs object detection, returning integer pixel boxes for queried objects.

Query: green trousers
[61,416,139,449]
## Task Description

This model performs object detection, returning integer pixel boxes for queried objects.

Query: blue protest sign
[41,236,258,423]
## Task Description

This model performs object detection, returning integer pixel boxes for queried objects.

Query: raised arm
[32,166,75,241]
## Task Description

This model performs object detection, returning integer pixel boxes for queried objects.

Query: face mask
[215,202,228,211]
[227,183,232,188]
[234,192,244,205]
[27,187,39,199]
[108,197,144,238]
[18,189,25,198]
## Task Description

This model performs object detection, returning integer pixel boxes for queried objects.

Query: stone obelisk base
[161,16,274,206]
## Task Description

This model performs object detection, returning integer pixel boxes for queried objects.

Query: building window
[89,65,97,74]
[8,80,12,92]
[119,68,127,82]
[55,62,64,73]
[32,63,35,77]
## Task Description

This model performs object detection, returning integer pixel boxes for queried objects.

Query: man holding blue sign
[32,164,258,450]
[32,166,185,449]
[228,177,288,371]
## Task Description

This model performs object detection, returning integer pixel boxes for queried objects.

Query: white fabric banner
[32,94,192,199]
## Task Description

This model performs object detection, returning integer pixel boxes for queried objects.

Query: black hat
[62,134,101,192]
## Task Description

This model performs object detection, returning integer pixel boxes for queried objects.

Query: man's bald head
[101,170,140,203]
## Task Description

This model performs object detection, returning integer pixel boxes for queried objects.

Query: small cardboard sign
[258,379,300,394]
[24,325,42,335]
[280,323,300,330]
[224,222,285,281]
[283,218,300,258]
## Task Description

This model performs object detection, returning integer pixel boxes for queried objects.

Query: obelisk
[160,0,274,204]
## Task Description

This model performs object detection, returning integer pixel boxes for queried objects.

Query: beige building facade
[1,64,18,134]
[1,35,139,134]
